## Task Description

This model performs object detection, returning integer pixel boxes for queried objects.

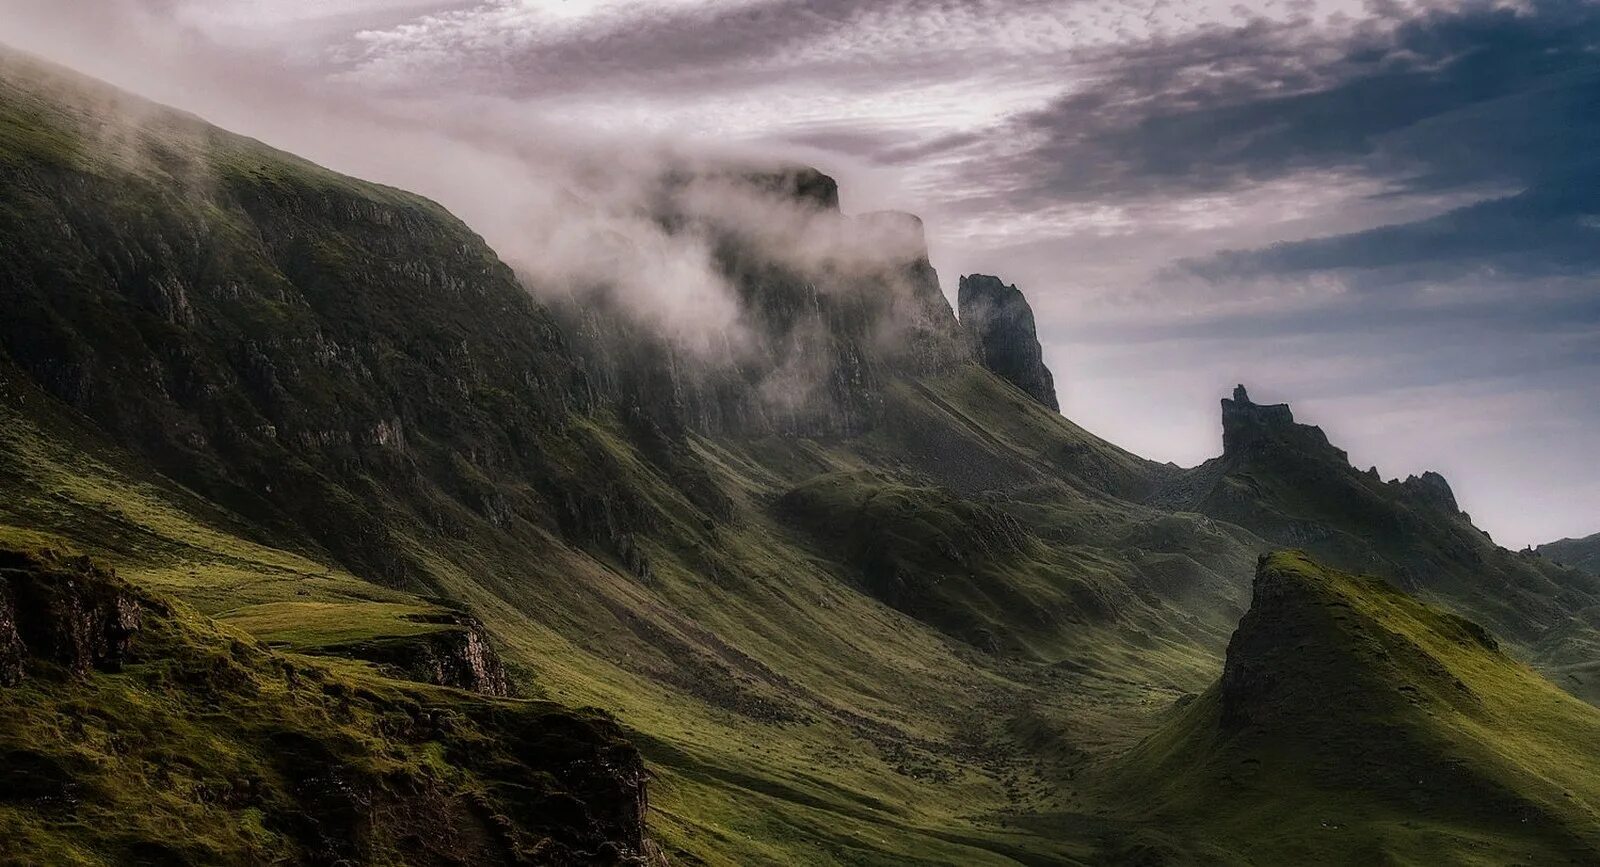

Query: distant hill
[1540,533,1600,575]
[1153,385,1600,702]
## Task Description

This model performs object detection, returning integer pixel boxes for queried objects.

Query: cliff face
[1219,384,1343,460]
[957,274,1059,411]
[0,544,655,865]
[0,548,144,685]
[556,177,970,440]
[1152,385,1600,700]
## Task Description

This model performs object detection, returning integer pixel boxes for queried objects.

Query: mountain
[1114,551,1600,864]
[957,274,1060,411]
[1540,533,1600,575]
[1155,384,1600,702]
[4,49,1600,864]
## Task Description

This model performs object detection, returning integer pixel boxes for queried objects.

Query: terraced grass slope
[1112,551,1600,865]
[0,537,650,866]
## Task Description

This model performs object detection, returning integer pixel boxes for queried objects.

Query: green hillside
[1112,551,1600,864]
[0,537,648,866]
[4,48,1600,865]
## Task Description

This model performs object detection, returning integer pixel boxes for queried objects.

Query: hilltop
[1112,551,1600,863]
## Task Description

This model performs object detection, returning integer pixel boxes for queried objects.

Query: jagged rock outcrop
[1147,384,1600,703]
[1220,384,1342,460]
[322,613,513,696]
[0,547,145,685]
[957,275,1059,411]
[1399,470,1461,514]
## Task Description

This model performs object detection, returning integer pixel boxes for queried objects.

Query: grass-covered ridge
[1111,551,1600,864]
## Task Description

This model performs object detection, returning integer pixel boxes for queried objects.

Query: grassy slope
[1540,532,1600,575]
[0,537,645,866]
[0,53,1258,864]
[6,50,1598,866]
[1111,551,1600,865]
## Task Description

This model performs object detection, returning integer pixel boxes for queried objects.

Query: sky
[2,0,1596,546]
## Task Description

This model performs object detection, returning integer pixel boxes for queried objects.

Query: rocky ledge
[1220,384,1346,461]
[0,547,147,685]
[320,611,514,696]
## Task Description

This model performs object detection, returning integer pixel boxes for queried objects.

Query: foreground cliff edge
[0,539,654,865]
[6,46,1600,865]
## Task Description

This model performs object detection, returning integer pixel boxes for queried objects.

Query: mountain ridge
[3,50,1599,865]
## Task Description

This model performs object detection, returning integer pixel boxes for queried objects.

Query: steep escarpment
[1155,385,1600,699]
[1110,551,1600,864]
[957,274,1058,411]
[553,176,970,439]
[0,543,654,866]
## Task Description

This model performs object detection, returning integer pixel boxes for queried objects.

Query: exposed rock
[0,547,146,685]
[1399,470,1461,514]
[741,165,840,211]
[1221,384,1299,455]
[321,612,512,696]
[957,274,1059,411]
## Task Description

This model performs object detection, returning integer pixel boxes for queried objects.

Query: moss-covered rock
[0,544,657,865]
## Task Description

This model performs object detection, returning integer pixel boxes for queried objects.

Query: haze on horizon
[2,0,1595,548]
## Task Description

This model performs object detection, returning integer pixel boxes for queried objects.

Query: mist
[0,0,938,368]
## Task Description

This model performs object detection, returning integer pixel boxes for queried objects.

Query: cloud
[3,0,1597,544]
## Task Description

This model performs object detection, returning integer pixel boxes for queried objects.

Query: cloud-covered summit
[2,0,1594,545]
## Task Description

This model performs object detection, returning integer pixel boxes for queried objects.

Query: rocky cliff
[1219,384,1341,459]
[1153,385,1600,701]
[957,274,1059,411]
[0,544,657,865]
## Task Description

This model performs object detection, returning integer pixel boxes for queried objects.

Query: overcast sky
[4,0,1597,546]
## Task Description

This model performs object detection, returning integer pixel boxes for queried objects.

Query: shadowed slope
[1540,532,1600,575]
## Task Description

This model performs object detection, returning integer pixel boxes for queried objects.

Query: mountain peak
[957,274,1059,411]
[1219,385,1340,460]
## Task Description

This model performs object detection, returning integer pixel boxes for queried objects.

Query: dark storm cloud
[1183,182,1600,285]
[987,0,1600,205]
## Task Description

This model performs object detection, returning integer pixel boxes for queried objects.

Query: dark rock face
[957,275,1059,411]
[1219,384,1335,458]
[0,548,145,685]
[557,173,970,441]
[325,613,513,696]
[1399,471,1461,515]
